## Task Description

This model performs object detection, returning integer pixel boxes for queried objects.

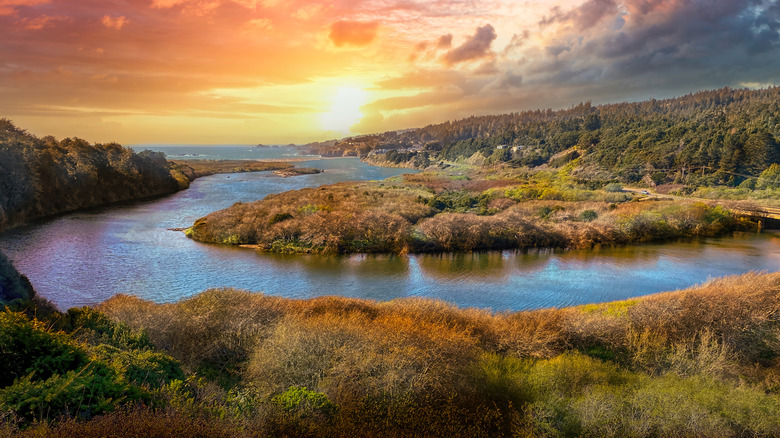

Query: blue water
[1,146,778,311]
[131,144,311,161]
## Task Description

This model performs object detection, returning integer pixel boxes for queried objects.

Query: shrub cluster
[188,174,747,254]
[47,271,776,437]
[0,308,183,425]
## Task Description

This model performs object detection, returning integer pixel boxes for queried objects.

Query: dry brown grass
[188,182,435,251]
[35,272,772,437]
[98,272,780,393]
[187,168,746,255]
[10,407,240,438]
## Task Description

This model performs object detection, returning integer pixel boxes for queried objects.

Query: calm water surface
[1,146,778,311]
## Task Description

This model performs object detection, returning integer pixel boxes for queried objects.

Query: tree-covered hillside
[322,87,780,187]
[0,119,180,232]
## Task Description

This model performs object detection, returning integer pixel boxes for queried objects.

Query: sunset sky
[1,0,779,144]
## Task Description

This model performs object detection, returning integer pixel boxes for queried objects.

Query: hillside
[0,119,181,232]
[309,87,780,188]
[0,120,299,233]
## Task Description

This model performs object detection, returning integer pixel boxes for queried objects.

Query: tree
[743,132,779,174]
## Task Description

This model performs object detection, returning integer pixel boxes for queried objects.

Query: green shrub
[427,190,480,212]
[63,307,152,350]
[528,353,632,399]
[222,234,242,245]
[94,346,184,387]
[578,209,598,222]
[0,311,88,388]
[268,212,293,225]
[537,205,564,219]
[272,386,336,418]
[0,362,141,423]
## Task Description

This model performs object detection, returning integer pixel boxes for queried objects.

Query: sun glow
[320,87,368,136]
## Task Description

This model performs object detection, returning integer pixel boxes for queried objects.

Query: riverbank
[2,271,778,436]
[186,166,755,254]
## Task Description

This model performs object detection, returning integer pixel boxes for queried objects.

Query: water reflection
[416,252,509,281]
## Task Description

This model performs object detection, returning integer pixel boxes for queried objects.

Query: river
[1,146,778,311]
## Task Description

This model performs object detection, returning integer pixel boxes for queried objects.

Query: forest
[186,87,780,255]
[319,87,780,188]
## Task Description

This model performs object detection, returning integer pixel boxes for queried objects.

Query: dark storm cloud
[442,24,497,65]
[524,0,780,96]
[540,0,618,31]
[436,33,453,49]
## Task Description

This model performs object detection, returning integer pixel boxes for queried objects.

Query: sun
[320,87,367,136]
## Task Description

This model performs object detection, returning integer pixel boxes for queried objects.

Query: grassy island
[186,165,753,254]
[1,272,779,436]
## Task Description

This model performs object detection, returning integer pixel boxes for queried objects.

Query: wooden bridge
[625,187,780,229]
[729,205,780,229]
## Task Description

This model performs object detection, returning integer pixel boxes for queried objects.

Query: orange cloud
[101,15,127,30]
[17,14,65,29]
[329,21,379,47]
[243,17,272,33]
[150,0,185,8]
[0,0,49,15]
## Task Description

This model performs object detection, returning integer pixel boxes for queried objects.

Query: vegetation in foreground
[0,272,779,436]
[0,253,34,305]
[187,165,754,254]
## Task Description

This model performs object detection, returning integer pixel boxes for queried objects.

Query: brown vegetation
[2,272,778,436]
[187,167,749,253]
[82,271,780,436]
[98,272,780,382]
[272,167,323,178]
